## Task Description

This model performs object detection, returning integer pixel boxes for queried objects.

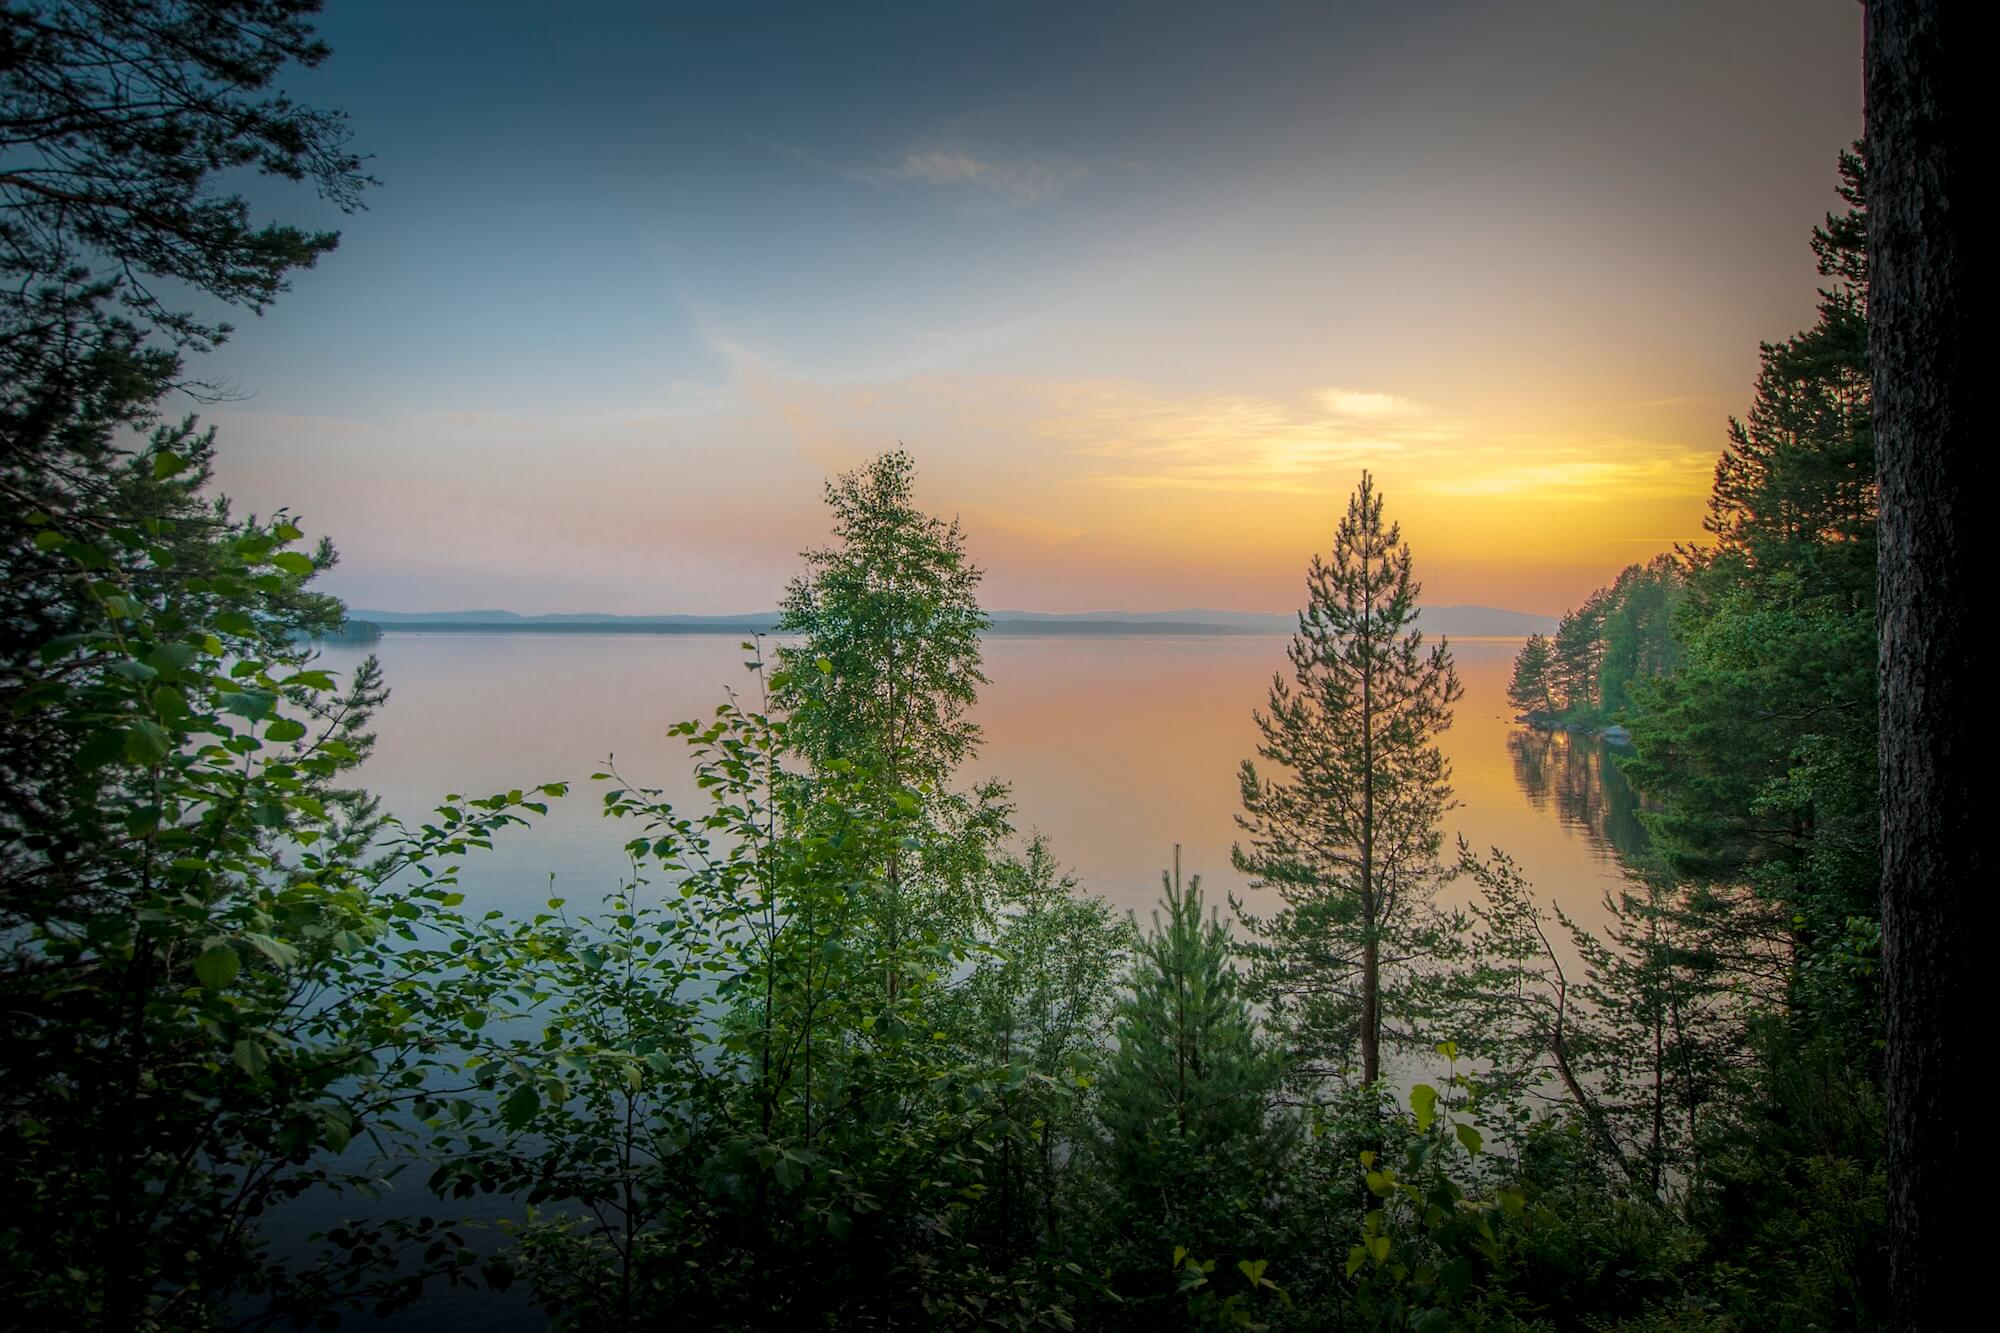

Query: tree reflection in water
[1507,727,1652,864]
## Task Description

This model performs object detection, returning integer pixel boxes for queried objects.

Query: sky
[199,0,1864,617]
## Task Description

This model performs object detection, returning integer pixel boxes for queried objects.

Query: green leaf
[152,451,190,480]
[216,689,275,721]
[321,1107,353,1152]
[244,933,299,970]
[231,1039,270,1077]
[124,720,174,765]
[271,551,316,576]
[501,1083,540,1130]
[193,943,241,989]
[1454,1122,1483,1157]
[264,717,308,743]
[1411,1082,1438,1132]
[145,642,198,675]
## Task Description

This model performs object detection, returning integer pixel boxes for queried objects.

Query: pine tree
[1506,633,1557,718]
[1550,589,1610,718]
[1234,472,1461,1088]
[1096,849,1284,1269]
[1622,149,1879,1035]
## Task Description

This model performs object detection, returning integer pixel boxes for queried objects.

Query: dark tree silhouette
[1867,2,1981,1325]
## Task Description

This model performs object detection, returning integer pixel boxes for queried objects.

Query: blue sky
[200,0,1863,614]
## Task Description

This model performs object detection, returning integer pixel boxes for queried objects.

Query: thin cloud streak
[769,139,1084,205]
[895,148,1084,202]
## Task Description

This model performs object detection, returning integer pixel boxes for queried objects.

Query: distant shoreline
[340,605,1559,640]
[353,619,1268,638]
[331,620,1535,642]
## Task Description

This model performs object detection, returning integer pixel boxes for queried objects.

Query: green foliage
[1506,634,1557,719]
[1234,471,1463,1089]
[1473,147,1887,1329]
[953,835,1130,1269]
[1515,557,1682,728]
[773,449,1013,1001]
[0,503,562,1329]
[1,0,369,375]
[1089,855,1290,1316]
[774,448,989,797]
[0,68,1899,1330]
[1342,1047,1529,1332]
[1622,146,1877,1041]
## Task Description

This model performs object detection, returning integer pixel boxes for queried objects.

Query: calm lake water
[314,633,1642,935]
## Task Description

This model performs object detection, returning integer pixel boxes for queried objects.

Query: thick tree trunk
[1867,4,1982,1326]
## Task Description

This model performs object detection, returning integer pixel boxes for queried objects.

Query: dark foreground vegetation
[1,3,1963,1330]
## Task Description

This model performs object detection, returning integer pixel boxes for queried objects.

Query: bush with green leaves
[1342,1045,1533,1332]
[0,481,569,1329]
[439,656,1090,1328]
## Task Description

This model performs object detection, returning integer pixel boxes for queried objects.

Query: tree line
[2,4,1954,1330]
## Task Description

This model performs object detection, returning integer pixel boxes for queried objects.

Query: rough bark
[1867,3,1982,1325]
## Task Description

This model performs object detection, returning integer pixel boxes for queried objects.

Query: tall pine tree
[1234,472,1461,1088]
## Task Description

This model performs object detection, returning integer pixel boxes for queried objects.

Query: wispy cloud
[1411,440,1715,501]
[1024,381,1453,492]
[892,148,1083,202]
[770,138,1083,205]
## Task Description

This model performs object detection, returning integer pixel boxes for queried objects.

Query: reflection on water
[311,634,1642,937]
[1506,727,1651,865]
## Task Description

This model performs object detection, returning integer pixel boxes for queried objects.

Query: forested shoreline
[0,5,1957,1331]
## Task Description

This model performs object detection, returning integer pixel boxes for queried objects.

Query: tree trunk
[1360,565,1380,1088]
[1867,4,1982,1326]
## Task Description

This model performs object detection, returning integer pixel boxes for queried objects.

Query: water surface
[314,633,1638,932]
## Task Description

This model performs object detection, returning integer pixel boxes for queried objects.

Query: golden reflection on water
[319,633,1638,935]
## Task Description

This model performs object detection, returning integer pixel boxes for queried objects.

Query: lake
[314,632,1641,935]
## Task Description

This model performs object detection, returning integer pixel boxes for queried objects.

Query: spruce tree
[1234,471,1461,1088]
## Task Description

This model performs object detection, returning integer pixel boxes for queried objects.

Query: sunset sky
[203,0,1863,617]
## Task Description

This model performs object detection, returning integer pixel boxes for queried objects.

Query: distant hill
[348,605,1557,637]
